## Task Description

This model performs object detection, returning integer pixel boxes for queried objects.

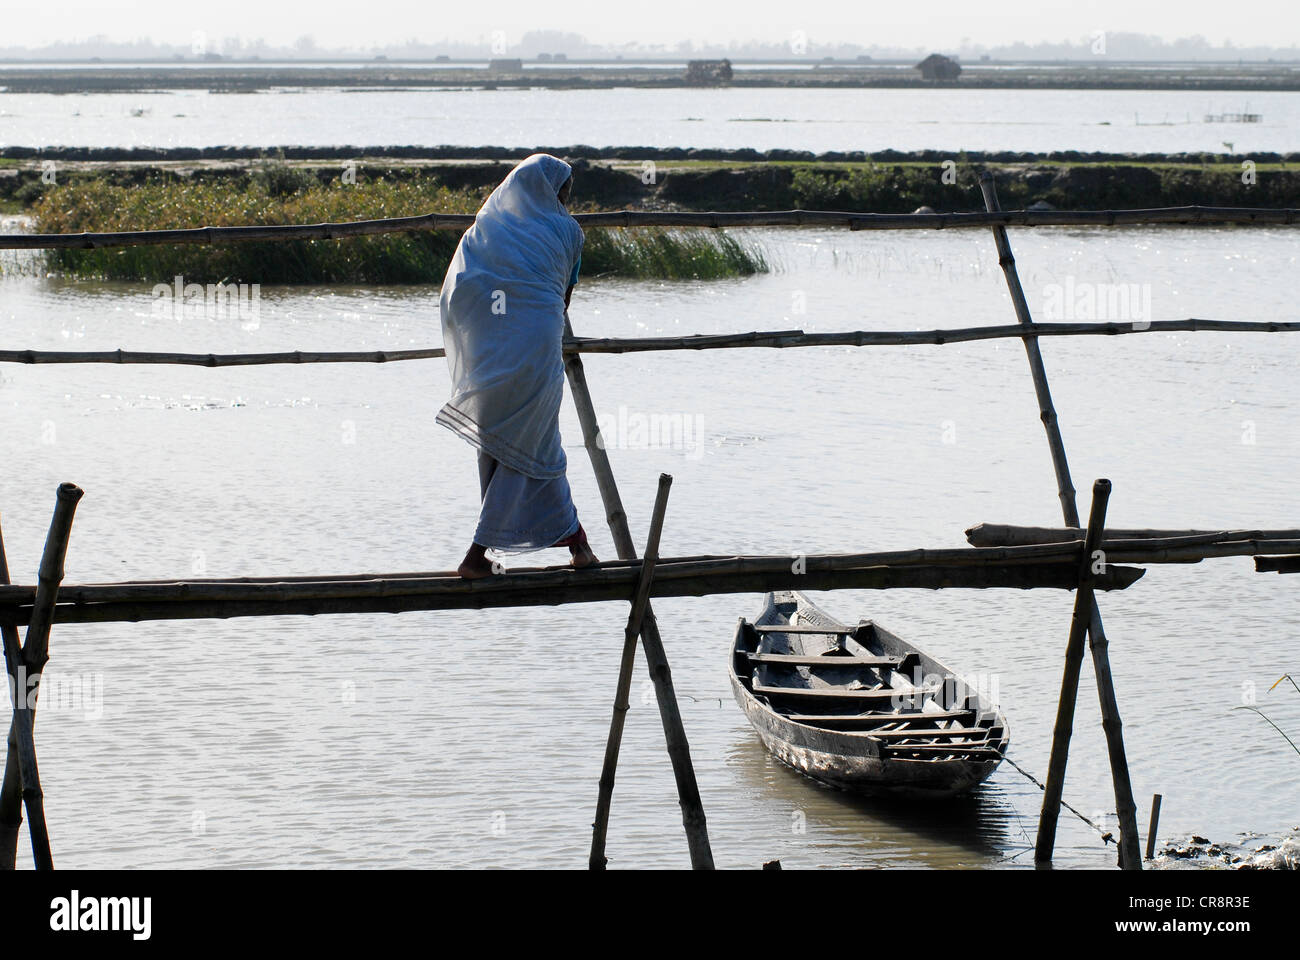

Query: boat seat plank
[744,652,902,668]
[853,726,986,739]
[882,740,996,750]
[754,624,852,635]
[784,709,975,724]
[753,682,942,700]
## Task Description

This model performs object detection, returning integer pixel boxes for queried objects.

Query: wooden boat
[729,591,1009,798]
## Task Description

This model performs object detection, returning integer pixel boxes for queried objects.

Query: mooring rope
[1002,754,1116,845]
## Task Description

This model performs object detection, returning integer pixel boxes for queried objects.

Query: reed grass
[581,226,766,279]
[1234,674,1300,757]
[30,174,767,283]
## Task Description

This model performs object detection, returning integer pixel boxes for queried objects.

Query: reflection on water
[726,736,1021,868]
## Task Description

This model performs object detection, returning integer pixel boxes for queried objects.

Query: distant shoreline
[3,62,1300,93]
[5,145,1297,165]
[4,148,1296,216]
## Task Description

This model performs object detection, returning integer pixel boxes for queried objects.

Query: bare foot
[570,543,599,570]
[458,543,497,579]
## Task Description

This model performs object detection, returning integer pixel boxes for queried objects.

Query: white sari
[436,154,585,549]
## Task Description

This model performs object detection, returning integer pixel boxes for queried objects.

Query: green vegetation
[1234,674,1300,757]
[582,226,765,279]
[30,171,767,283]
[780,161,1298,212]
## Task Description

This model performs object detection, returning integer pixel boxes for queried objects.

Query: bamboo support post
[0,482,84,870]
[1146,794,1163,859]
[0,517,50,871]
[983,174,1143,870]
[1086,565,1143,869]
[562,312,714,870]
[590,473,673,870]
[1036,479,1112,864]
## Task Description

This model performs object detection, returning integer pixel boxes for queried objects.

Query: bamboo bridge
[1,175,1297,872]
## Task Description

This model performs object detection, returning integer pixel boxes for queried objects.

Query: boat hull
[729,591,1008,799]
[731,673,1001,797]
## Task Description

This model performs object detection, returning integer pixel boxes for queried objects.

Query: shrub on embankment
[661,162,1300,212]
[28,175,766,283]
[9,152,1299,218]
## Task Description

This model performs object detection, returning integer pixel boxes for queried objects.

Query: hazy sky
[8,0,1298,50]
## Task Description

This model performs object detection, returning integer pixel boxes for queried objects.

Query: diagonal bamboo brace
[563,311,714,869]
[590,474,673,869]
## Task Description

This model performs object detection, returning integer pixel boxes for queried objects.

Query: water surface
[2,86,1294,153]
[2,224,1296,868]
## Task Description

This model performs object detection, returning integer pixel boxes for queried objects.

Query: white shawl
[436,154,584,479]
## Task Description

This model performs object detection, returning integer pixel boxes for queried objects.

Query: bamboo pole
[981,174,1143,869]
[0,348,446,366]
[1085,561,1143,869]
[0,553,1152,625]
[1096,539,1300,563]
[14,527,1300,614]
[967,523,1300,547]
[0,559,1142,627]
[0,516,51,871]
[0,532,1226,592]
[0,482,83,870]
[561,312,714,870]
[590,473,673,870]
[95,553,729,586]
[979,173,1079,527]
[1255,556,1300,573]
[565,319,1300,352]
[1037,479,1112,864]
[4,318,1300,368]
[2,205,1296,250]
[1146,794,1163,859]
[0,538,1133,604]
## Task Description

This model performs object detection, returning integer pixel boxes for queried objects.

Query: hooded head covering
[435,154,584,479]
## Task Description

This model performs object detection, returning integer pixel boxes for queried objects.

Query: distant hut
[915,53,961,81]
[685,58,733,85]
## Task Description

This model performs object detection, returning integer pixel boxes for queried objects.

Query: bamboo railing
[1,205,1297,251]
[3,319,1300,370]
